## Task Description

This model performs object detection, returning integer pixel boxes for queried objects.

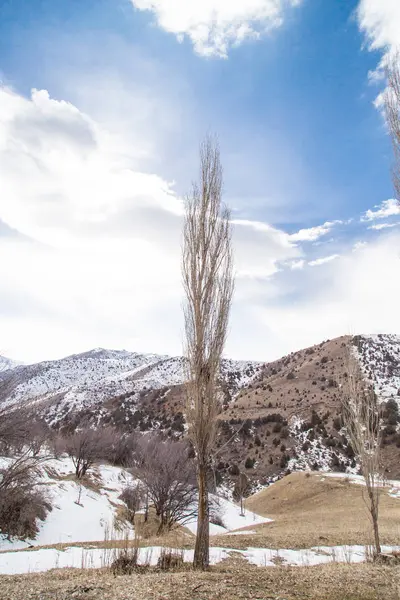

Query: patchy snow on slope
[0,454,271,556]
[287,417,356,474]
[323,471,400,496]
[185,494,272,536]
[355,334,400,407]
[0,457,135,552]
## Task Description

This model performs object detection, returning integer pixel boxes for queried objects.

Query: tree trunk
[370,495,381,557]
[193,463,209,570]
[144,489,149,523]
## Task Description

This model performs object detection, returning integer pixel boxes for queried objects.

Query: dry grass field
[220,472,400,549]
[0,562,398,600]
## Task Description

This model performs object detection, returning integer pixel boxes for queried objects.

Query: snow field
[2,544,400,575]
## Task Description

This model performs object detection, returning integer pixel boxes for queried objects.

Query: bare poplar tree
[182,135,234,570]
[342,342,382,558]
[384,51,400,202]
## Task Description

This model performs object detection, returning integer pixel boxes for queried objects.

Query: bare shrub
[209,504,225,529]
[157,548,184,570]
[110,542,140,575]
[0,454,51,539]
[134,435,197,534]
[110,434,138,467]
[108,530,150,575]
[119,484,144,524]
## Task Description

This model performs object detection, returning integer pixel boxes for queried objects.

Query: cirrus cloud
[289,220,342,243]
[308,254,340,267]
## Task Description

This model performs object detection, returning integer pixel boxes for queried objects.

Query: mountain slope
[1,334,400,480]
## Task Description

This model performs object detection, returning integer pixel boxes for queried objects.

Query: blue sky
[0,0,399,362]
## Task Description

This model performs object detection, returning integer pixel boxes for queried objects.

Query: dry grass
[0,562,398,600]
[226,472,400,549]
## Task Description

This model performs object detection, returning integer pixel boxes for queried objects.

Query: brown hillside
[222,472,400,549]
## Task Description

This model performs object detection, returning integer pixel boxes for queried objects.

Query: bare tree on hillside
[63,426,117,479]
[384,51,400,202]
[0,407,48,456]
[134,436,197,533]
[182,135,234,569]
[233,472,250,517]
[342,344,382,558]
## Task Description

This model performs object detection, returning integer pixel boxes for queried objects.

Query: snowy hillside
[0,456,136,552]
[354,334,400,406]
[0,456,271,551]
[0,349,264,425]
[0,349,164,409]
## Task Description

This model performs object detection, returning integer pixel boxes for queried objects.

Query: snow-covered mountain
[2,334,400,423]
[0,349,264,424]
[0,355,21,373]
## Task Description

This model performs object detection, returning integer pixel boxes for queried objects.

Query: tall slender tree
[342,341,382,558]
[182,135,234,570]
[384,52,400,202]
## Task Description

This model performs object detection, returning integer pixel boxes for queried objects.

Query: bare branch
[384,51,400,202]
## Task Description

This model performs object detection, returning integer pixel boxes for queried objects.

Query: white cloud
[361,198,400,221]
[0,86,298,362]
[130,0,303,57]
[1,84,399,364]
[251,232,400,361]
[368,221,400,230]
[232,219,299,278]
[357,1,400,87]
[353,240,368,251]
[289,220,341,242]
[308,254,340,267]
[289,259,305,270]
[357,0,400,54]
